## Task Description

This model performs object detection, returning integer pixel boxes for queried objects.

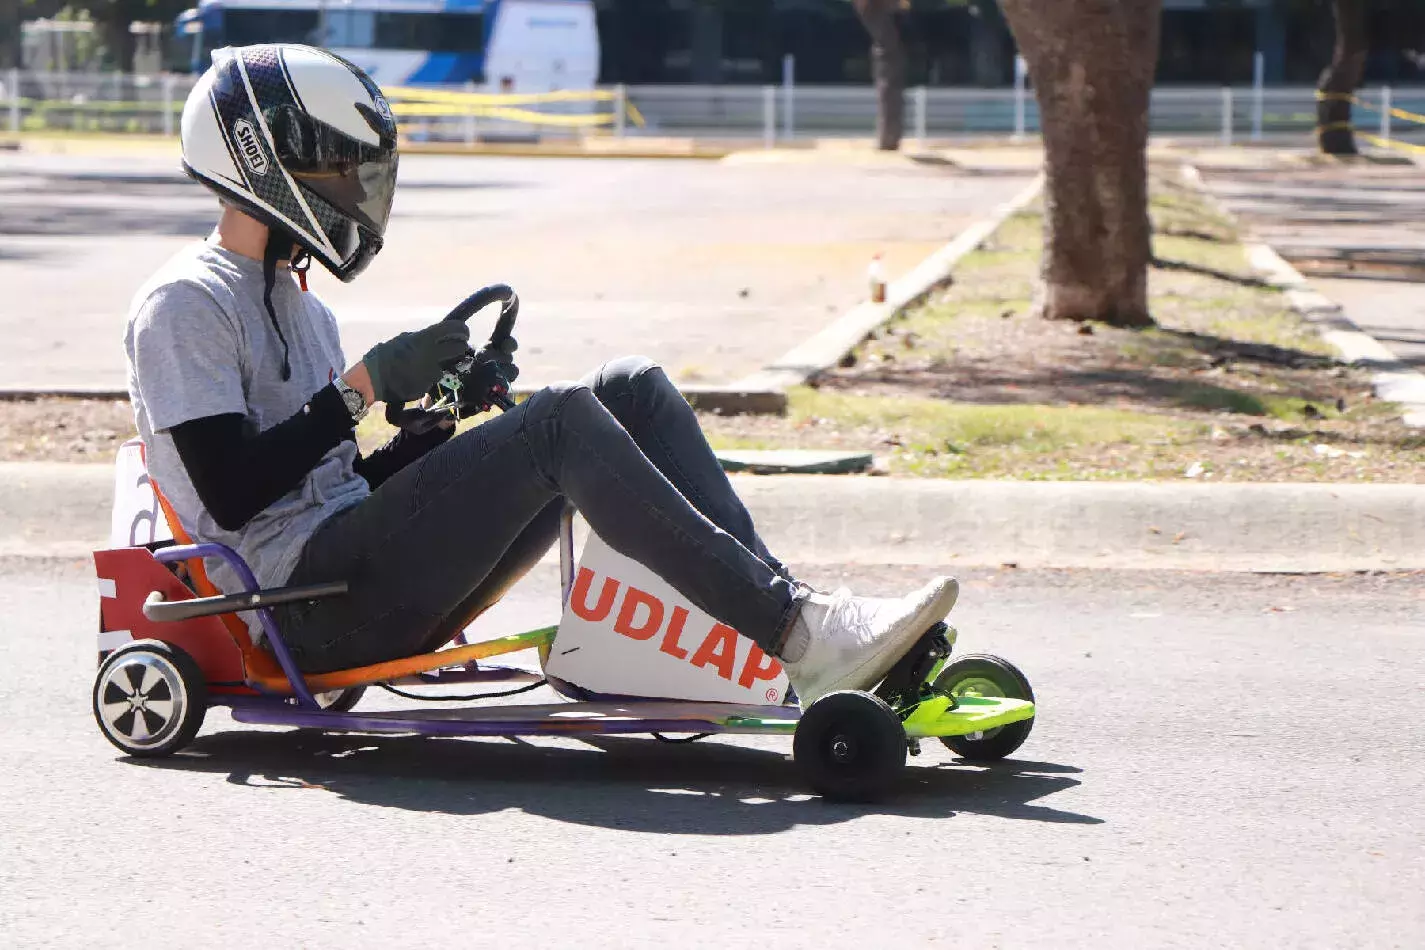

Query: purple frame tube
[226,705,795,737]
[154,542,320,709]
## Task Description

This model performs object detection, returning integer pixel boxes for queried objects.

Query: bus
[172,0,599,90]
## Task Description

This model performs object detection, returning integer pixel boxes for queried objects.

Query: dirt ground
[0,397,136,463]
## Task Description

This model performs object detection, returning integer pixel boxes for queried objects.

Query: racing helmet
[179,44,399,282]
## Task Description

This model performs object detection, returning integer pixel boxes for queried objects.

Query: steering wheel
[385,283,520,434]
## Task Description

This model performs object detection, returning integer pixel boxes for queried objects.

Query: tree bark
[853,0,905,151]
[999,0,1163,327]
[103,12,138,74]
[1316,0,1368,156]
[0,0,21,71]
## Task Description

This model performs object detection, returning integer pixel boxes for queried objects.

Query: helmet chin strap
[262,230,294,381]
[291,249,311,292]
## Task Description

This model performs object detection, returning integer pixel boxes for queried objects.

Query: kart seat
[129,441,540,695]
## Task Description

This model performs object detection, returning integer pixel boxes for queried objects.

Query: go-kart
[92,285,1037,802]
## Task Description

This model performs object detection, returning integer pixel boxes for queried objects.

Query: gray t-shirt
[125,241,369,619]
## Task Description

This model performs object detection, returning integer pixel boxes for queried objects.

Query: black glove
[456,338,520,413]
[362,319,471,405]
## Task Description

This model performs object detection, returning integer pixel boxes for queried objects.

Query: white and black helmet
[180,43,399,282]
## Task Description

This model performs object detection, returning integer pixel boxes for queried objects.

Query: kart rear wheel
[794,690,906,803]
[314,687,365,712]
[93,639,207,757]
[934,654,1034,761]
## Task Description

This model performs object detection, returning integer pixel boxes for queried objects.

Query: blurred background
[0,0,1422,144]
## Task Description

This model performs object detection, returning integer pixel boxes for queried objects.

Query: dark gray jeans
[275,356,804,673]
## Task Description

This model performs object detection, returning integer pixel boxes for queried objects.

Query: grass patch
[788,388,1181,450]
[696,167,1421,483]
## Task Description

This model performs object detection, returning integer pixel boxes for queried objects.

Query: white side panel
[547,533,789,704]
[484,0,599,92]
[110,442,172,549]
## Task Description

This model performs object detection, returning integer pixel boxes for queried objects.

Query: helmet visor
[291,151,397,238]
[267,104,398,251]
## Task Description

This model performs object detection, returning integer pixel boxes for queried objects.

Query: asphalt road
[1203,164,1425,369]
[0,151,1029,390]
[2,558,1421,949]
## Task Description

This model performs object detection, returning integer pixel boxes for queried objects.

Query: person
[124,44,959,708]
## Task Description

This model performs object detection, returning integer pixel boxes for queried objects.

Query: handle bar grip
[445,284,519,349]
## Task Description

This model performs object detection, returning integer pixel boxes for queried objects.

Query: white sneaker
[782,577,959,708]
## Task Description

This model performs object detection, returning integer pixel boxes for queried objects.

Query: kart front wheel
[93,639,208,757]
[934,654,1034,761]
[794,690,906,803]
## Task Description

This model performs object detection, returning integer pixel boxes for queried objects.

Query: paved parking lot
[0,150,1030,390]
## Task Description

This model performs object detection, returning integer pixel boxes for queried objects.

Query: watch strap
[332,375,368,422]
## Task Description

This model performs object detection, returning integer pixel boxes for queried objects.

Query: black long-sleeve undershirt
[350,423,452,487]
[169,384,451,532]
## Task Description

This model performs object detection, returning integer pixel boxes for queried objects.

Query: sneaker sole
[797,579,959,707]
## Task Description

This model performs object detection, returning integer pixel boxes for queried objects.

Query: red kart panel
[93,547,246,686]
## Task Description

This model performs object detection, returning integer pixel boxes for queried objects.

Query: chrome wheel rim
[97,654,185,750]
[949,675,1006,742]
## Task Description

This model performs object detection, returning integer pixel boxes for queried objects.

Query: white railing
[4,68,1424,148]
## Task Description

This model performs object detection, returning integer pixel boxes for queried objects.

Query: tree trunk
[1316,0,1368,156]
[999,0,1163,327]
[0,0,21,71]
[853,0,905,151]
[104,13,138,74]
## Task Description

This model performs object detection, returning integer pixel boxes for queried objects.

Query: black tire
[314,686,365,712]
[93,639,208,757]
[794,690,906,803]
[934,653,1035,761]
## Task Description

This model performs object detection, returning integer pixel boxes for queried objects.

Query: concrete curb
[1244,243,1425,428]
[5,462,1421,570]
[731,173,1045,402]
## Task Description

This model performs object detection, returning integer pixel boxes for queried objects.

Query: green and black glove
[362,319,471,405]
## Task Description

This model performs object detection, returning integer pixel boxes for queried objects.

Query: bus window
[374,12,484,53]
[424,13,485,53]
[225,9,321,47]
[325,10,375,48]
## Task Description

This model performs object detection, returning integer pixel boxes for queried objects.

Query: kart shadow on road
[128,727,1103,834]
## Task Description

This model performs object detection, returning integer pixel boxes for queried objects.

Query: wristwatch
[332,375,369,423]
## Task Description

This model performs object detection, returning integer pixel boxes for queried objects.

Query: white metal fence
[4,68,1424,148]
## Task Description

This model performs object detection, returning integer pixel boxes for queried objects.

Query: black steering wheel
[385,283,520,434]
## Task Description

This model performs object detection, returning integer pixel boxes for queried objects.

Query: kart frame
[122,507,1035,741]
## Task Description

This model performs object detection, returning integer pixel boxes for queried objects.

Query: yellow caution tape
[16,91,645,131]
[393,102,614,127]
[384,85,614,106]
[1358,132,1425,155]
[1315,89,1425,126]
